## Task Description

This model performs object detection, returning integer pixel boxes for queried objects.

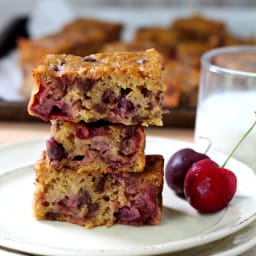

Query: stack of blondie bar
[28,48,165,228]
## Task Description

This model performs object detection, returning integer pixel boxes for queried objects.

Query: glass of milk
[195,46,256,171]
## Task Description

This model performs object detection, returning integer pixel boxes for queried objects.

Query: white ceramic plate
[0,137,256,256]
[170,219,256,256]
[0,222,255,256]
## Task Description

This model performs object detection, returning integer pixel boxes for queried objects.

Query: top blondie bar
[28,48,165,126]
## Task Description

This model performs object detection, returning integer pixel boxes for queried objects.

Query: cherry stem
[221,114,256,168]
[199,136,212,154]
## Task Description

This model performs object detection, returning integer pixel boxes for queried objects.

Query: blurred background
[1,0,256,125]
[1,0,256,31]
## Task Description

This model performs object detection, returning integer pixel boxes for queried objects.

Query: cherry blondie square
[28,48,164,126]
[33,153,164,228]
[47,120,146,173]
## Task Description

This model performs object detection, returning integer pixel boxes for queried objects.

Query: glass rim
[201,46,256,78]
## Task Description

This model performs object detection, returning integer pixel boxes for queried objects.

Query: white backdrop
[0,0,255,33]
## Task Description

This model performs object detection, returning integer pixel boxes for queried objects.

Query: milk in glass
[195,91,256,171]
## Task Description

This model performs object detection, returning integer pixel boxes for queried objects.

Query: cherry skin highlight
[165,148,209,197]
[184,159,237,213]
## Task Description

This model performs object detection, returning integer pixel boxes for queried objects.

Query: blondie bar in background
[18,18,123,98]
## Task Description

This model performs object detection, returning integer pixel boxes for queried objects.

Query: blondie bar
[171,14,226,42]
[28,49,164,126]
[133,27,178,59]
[163,60,199,108]
[33,153,164,227]
[47,120,145,172]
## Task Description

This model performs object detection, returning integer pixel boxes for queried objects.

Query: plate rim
[0,137,255,256]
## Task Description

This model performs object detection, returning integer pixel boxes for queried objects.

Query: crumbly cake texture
[33,153,164,228]
[28,48,164,126]
[47,120,146,172]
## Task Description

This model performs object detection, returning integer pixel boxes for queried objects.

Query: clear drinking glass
[195,46,256,171]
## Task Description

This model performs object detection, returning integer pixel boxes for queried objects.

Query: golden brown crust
[33,49,163,87]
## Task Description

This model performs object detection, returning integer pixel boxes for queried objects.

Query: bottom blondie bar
[33,152,164,228]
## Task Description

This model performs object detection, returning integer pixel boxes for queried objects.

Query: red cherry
[184,159,237,213]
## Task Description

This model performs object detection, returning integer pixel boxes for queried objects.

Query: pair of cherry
[165,148,236,213]
[165,116,256,213]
